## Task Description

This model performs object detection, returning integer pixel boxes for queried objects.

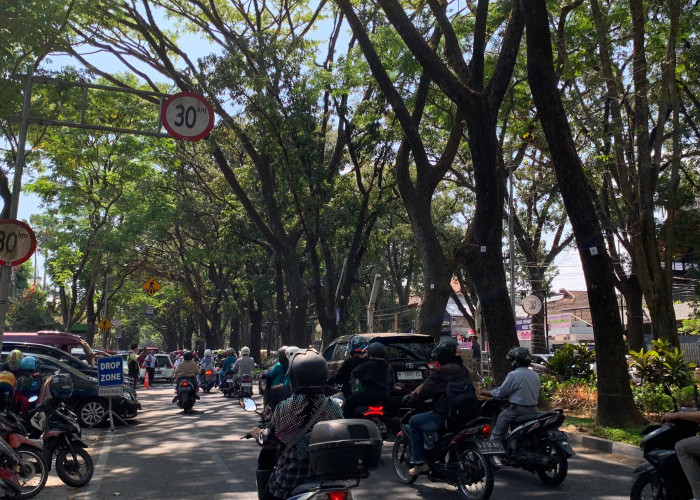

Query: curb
[566,431,642,460]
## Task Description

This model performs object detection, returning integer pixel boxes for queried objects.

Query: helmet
[0,371,16,395]
[506,347,532,368]
[287,349,329,392]
[240,347,250,356]
[227,348,236,356]
[366,342,386,359]
[49,373,73,399]
[431,338,459,365]
[7,350,23,371]
[217,349,224,356]
[204,349,212,356]
[285,346,300,367]
[19,356,36,371]
[183,351,194,361]
[277,346,288,359]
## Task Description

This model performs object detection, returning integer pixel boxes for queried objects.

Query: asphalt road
[30,384,639,499]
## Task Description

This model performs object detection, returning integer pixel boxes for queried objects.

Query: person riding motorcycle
[231,346,256,392]
[264,346,300,419]
[266,346,289,388]
[331,344,368,398]
[199,349,216,386]
[342,342,394,418]
[172,350,200,403]
[480,346,541,443]
[249,349,343,500]
[218,348,238,388]
[402,338,472,475]
[662,409,700,499]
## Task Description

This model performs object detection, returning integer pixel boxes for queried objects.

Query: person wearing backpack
[342,342,395,418]
[128,344,141,391]
[401,338,473,475]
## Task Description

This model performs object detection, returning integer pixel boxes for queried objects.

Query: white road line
[73,430,114,499]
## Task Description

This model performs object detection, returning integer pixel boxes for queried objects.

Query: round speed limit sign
[0,219,37,267]
[161,91,215,142]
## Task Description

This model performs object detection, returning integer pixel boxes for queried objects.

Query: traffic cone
[144,371,150,389]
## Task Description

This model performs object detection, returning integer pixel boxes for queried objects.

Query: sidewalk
[566,430,642,460]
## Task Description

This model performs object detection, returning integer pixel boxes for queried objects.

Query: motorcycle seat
[511,410,559,424]
[290,482,348,495]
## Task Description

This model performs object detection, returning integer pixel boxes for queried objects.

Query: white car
[140,353,175,382]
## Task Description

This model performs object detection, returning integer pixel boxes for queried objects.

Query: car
[1,352,140,428]
[530,353,554,375]
[139,353,174,382]
[3,341,99,378]
[322,333,436,398]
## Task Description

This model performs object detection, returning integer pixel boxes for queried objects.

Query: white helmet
[204,349,212,356]
[241,346,250,356]
[285,346,300,368]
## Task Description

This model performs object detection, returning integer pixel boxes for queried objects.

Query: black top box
[308,419,383,479]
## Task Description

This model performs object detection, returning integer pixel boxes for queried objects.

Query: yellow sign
[98,317,112,332]
[142,277,162,296]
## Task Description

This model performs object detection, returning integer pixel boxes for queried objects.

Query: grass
[563,416,648,446]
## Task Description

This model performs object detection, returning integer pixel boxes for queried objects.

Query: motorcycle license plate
[241,383,252,388]
[476,440,505,455]
[397,371,422,381]
[226,378,234,383]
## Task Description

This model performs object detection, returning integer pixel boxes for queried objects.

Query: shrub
[632,384,673,414]
[540,374,558,403]
[548,343,596,381]
[629,339,696,387]
[550,378,597,414]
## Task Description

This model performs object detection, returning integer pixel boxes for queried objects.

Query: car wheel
[77,398,108,428]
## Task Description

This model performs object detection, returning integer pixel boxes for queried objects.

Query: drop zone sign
[97,356,124,397]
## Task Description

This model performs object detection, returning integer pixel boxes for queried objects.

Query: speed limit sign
[0,219,36,267]
[161,91,215,142]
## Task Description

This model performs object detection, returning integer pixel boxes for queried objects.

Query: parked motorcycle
[175,378,197,413]
[0,437,23,499]
[242,399,381,500]
[200,369,217,393]
[392,406,497,499]
[482,400,574,485]
[0,410,48,498]
[29,397,94,487]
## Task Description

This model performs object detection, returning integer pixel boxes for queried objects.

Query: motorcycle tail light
[326,492,348,500]
[205,370,213,375]
[481,424,491,436]
[363,406,384,416]
[182,381,189,386]
[427,361,440,371]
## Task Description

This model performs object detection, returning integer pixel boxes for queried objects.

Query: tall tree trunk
[522,0,644,426]
[248,297,263,364]
[623,274,645,352]
[85,286,97,346]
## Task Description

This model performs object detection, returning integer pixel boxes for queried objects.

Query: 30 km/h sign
[0,219,36,267]
[161,92,214,142]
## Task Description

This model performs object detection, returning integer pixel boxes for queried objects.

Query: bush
[540,374,558,403]
[629,339,696,387]
[632,385,673,414]
[548,343,596,381]
[550,378,597,414]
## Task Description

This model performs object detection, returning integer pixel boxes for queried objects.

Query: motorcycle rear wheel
[55,447,94,487]
[456,446,494,499]
[392,437,418,484]
[630,472,665,500]
[535,444,568,485]
[16,447,48,499]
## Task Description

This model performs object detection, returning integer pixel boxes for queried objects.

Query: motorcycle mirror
[28,395,38,403]
[331,397,344,407]
[242,398,257,412]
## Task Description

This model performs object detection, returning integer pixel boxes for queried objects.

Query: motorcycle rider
[172,350,200,403]
[402,338,472,475]
[231,346,256,393]
[662,410,700,499]
[199,349,216,386]
[249,349,343,500]
[481,346,541,443]
[218,348,238,388]
[330,344,368,399]
[342,342,394,418]
[266,346,289,389]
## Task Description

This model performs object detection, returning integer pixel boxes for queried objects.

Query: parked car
[322,333,436,399]
[139,353,175,383]
[1,352,140,427]
[2,331,95,365]
[2,341,98,378]
[531,353,555,375]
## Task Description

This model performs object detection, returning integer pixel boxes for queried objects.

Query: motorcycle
[238,375,254,400]
[200,369,217,393]
[242,399,381,500]
[29,398,94,487]
[482,400,574,485]
[0,438,23,499]
[0,410,48,499]
[221,373,236,398]
[175,378,198,413]
[392,405,497,499]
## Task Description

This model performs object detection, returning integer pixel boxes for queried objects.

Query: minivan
[1,331,95,365]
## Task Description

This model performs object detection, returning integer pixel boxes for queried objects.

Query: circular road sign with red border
[0,219,37,267]
[161,91,215,142]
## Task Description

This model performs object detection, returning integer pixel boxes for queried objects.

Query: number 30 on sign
[0,219,36,267]
[161,91,215,142]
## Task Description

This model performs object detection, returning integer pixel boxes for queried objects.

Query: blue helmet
[19,356,36,371]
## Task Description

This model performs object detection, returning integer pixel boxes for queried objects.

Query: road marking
[74,430,114,498]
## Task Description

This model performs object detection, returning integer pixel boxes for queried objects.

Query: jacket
[174,359,199,379]
[406,357,471,416]
[351,359,394,397]
[232,356,255,376]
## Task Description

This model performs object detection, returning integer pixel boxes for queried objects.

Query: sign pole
[108,396,114,432]
[0,67,34,352]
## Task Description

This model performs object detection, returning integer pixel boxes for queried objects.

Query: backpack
[445,380,479,430]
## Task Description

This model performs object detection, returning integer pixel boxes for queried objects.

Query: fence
[682,342,700,366]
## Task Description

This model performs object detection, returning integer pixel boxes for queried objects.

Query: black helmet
[431,338,459,365]
[49,373,73,399]
[287,349,328,393]
[366,342,386,359]
[506,347,532,368]
[183,351,194,361]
